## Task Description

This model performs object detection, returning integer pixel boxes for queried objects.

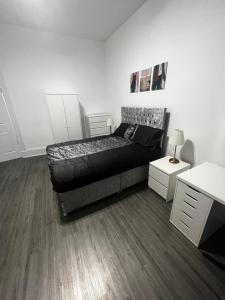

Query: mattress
[46,135,161,193]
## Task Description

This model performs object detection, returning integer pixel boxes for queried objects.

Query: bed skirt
[57,164,148,215]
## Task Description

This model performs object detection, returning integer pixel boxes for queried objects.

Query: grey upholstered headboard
[121,107,167,130]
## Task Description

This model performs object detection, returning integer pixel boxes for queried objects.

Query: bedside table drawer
[149,165,169,187]
[148,176,168,199]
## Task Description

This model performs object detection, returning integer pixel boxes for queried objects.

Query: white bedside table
[148,156,191,202]
[170,162,225,247]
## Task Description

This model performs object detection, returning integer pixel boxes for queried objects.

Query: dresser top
[87,113,111,117]
[150,156,190,175]
[177,162,225,205]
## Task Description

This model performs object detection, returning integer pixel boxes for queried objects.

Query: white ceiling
[0,0,145,41]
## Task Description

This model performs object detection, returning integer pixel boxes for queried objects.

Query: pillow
[113,123,130,137]
[129,124,139,141]
[132,125,164,147]
[124,124,136,140]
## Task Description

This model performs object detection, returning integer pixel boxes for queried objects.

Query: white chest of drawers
[170,162,225,247]
[148,156,190,202]
[87,113,111,137]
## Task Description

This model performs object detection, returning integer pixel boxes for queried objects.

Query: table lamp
[107,118,113,134]
[169,129,184,164]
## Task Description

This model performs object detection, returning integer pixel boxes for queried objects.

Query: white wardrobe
[46,94,82,143]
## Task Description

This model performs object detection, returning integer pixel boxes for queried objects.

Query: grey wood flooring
[0,156,225,300]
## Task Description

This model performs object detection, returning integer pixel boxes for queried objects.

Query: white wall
[1,1,225,164]
[105,0,225,166]
[0,24,109,154]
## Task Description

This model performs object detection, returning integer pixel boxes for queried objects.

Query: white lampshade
[107,118,113,126]
[169,129,184,146]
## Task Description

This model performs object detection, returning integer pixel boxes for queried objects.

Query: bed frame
[58,107,167,216]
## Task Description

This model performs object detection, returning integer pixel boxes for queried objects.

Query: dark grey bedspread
[46,135,161,193]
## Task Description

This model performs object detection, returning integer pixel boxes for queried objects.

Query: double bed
[47,107,167,215]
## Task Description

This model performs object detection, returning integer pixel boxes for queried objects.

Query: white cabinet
[46,94,82,143]
[170,181,213,246]
[87,113,111,137]
[170,162,225,247]
[148,156,190,202]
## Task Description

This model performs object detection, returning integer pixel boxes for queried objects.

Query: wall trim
[22,146,46,158]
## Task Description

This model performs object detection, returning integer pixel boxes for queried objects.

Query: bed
[47,107,167,215]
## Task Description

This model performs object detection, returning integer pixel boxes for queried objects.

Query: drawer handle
[184,200,196,209]
[185,193,198,202]
[179,219,191,229]
[182,210,193,219]
[186,184,200,193]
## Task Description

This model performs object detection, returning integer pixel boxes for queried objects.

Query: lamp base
[169,158,179,164]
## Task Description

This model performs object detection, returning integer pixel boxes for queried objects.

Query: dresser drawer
[171,210,196,242]
[175,181,213,216]
[149,165,169,187]
[89,121,107,129]
[90,127,110,136]
[148,176,168,199]
[181,182,209,203]
[170,180,213,246]
[171,202,203,245]
[88,115,110,123]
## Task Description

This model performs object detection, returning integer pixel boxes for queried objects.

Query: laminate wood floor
[0,156,225,300]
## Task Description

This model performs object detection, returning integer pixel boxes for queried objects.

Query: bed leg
[63,211,68,217]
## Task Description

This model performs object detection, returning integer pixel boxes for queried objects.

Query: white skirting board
[22,146,46,158]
